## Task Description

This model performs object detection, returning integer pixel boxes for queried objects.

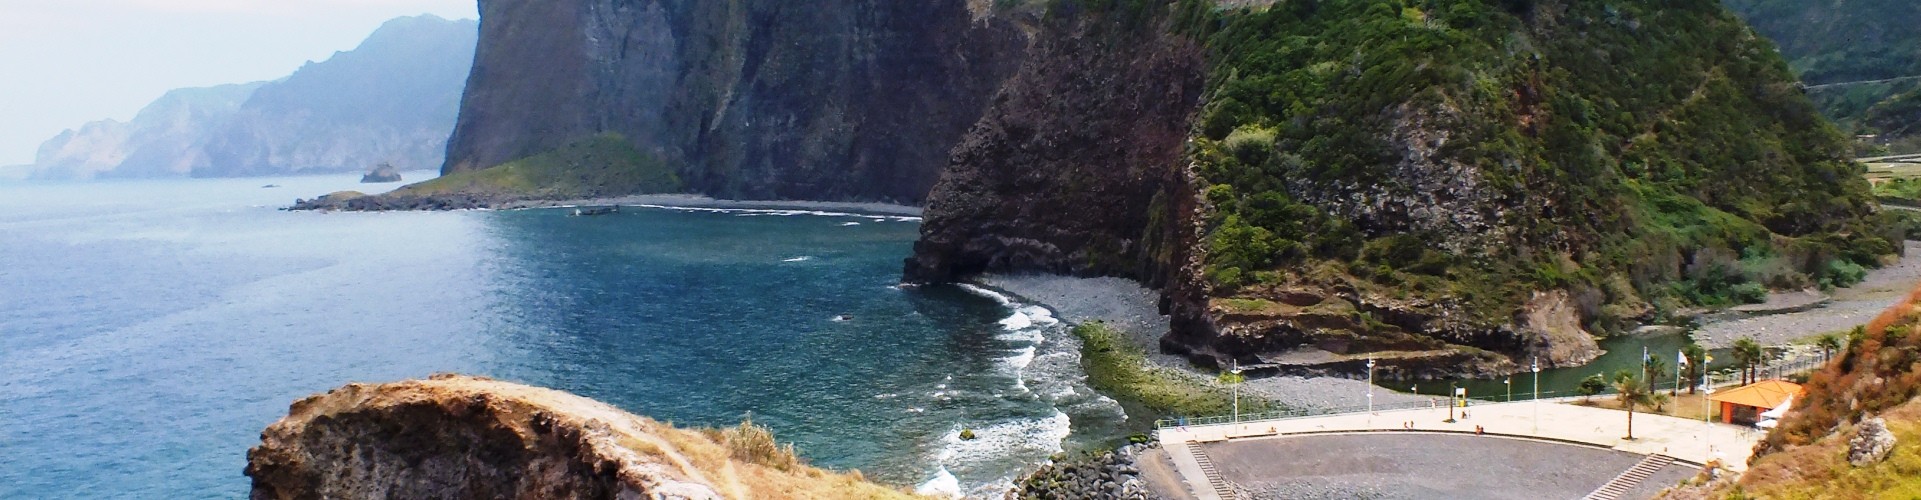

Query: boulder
[1849,417,1898,467]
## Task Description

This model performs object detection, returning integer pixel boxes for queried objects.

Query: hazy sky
[0,0,479,166]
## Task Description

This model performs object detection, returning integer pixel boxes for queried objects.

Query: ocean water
[0,174,1125,499]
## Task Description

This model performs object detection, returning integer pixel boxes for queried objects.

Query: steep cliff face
[441,0,1028,204]
[904,7,1206,284]
[246,374,912,500]
[910,0,1890,379]
[197,15,478,177]
[27,15,475,180]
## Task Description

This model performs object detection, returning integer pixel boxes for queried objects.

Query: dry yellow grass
[1674,398,1921,499]
[266,374,924,500]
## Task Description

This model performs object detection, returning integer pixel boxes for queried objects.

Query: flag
[1678,350,1688,367]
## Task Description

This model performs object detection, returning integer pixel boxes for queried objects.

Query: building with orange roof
[1708,379,1805,425]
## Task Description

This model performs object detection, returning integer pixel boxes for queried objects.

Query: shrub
[721,416,802,471]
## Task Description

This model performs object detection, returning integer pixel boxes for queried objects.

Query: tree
[1682,343,1708,394]
[1578,374,1607,403]
[1643,355,1668,393]
[1816,333,1843,363]
[1732,338,1765,384]
[1612,370,1657,440]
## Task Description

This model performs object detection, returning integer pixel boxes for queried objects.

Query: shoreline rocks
[1010,442,1156,500]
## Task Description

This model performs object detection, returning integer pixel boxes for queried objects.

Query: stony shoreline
[977,274,1427,411]
[1695,241,1921,349]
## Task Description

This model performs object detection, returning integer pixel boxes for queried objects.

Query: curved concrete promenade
[1154,399,1763,500]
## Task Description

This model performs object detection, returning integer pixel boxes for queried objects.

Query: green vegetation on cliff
[405,133,681,199]
[1171,0,1891,328]
[1723,0,1921,154]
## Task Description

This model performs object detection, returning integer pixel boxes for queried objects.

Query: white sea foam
[634,204,922,222]
[1018,305,1059,326]
[914,466,963,498]
[782,256,813,262]
[928,412,1073,476]
[841,222,861,226]
[995,329,1044,344]
[1004,346,1037,372]
[997,312,1032,330]
[954,283,1016,307]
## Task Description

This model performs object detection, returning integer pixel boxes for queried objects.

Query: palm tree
[1732,338,1763,384]
[1643,355,1668,394]
[1682,343,1707,394]
[1612,369,1656,440]
[1816,333,1843,363]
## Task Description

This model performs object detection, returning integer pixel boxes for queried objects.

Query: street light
[1447,382,1458,423]
[1367,358,1377,414]
[1231,361,1243,423]
[1531,357,1541,435]
[1504,377,1512,403]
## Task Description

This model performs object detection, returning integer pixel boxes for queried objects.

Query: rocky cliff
[905,5,1206,284]
[909,0,1893,380]
[439,0,1028,204]
[245,374,912,500]
[30,84,260,180]
[27,15,475,180]
[196,15,478,177]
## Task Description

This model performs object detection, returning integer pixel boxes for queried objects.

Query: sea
[0,173,1128,499]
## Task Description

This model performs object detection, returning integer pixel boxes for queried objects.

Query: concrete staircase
[1186,441,1237,500]
[1583,454,1675,500]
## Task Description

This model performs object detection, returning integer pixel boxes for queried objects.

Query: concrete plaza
[1153,399,1763,499]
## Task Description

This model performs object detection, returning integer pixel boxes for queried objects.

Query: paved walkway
[1155,400,1764,500]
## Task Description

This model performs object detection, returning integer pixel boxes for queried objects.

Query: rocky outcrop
[903,6,1205,283]
[908,1,1880,380]
[1012,442,1156,500]
[246,374,912,500]
[1848,417,1898,467]
[441,0,1029,204]
[361,164,403,183]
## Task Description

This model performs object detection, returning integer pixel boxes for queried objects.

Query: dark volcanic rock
[904,9,1205,284]
[360,164,402,183]
[442,0,1029,204]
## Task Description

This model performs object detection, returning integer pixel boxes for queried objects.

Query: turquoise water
[0,175,1124,499]
[1407,334,1745,400]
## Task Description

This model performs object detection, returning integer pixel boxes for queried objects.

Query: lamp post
[1367,358,1377,414]
[1505,377,1512,403]
[1231,361,1242,424]
[1447,382,1458,423]
[1531,357,1541,435]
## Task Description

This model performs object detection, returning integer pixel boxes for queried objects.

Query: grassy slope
[1718,399,1921,499]
[401,133,682,199]
[1169,0,1889,327]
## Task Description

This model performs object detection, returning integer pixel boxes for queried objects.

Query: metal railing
[1155,356,1834,430]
